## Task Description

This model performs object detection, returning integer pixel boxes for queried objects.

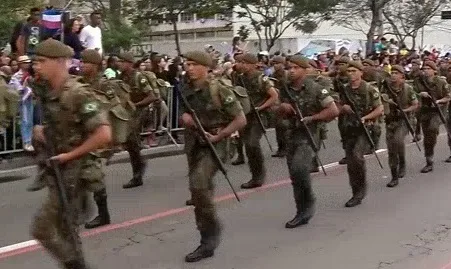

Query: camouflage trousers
[386,122,408,171]
[421,112,442,162]
[239,114,266,182]
[286,133,316,214]
[447,114,451,152]
[344,133,370,199]
[274,119,289,153]
[184,130,225,247]
[125,109,146,178]
[31,160,89,265]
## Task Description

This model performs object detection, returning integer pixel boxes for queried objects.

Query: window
[196,31,215,38]
[180,33,194,40]
[180,12,194,22]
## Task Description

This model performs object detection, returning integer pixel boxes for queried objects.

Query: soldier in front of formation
[30,38,112,269]
[276,55,338,228]
[380,65,418,187]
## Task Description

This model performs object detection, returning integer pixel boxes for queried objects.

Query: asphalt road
[2,122,451,269]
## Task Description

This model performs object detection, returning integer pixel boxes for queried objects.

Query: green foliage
[237,25,250,41]
[102,19,141,54]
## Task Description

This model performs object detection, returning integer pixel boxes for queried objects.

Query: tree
[382,0,447,49]
[130,0,231,55]
[329,0,392,55]
[0,0,43,46]
[234,0,340,52]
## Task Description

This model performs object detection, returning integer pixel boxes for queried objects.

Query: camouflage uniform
[238,70,274,188]
[380,80,417,187]
[413,74,450,171]
[182,53,244,262]
[341,80,382,207]
[272,68,289,157]
[31,75,109,269]
[282,76,334,228]
[332,61,350,164]
[0,71,19,130]
[119,68,158,188]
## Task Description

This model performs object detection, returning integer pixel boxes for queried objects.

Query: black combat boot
[64,259,89,269]
[345,184,365,208]
[185,199,194,206]
[240,179,263,189]
[272,148,286,158]
[85,192,111,229]
[387,168,399,188]
[420,159,433,173]
[185,226,222,263]
[286,180,315,229]
[26,171,46,192]
[123,161,146,189]
[445,156,451,163]
[310,157,319,173]
[338,157,347,165]
[398,157,406,178]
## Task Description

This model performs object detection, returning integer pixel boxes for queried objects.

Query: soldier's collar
[191,79,209,92]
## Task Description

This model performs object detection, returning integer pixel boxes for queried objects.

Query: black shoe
[186,199,194,206]
[231,158,245,165]
[272,151,286,158]
[310,166,319,173]
[64,259,88,269]
[446,156,451,163]
[285,214,310,228]
[85,214,111,229]
[345,197,362,208]
[240,180,263,189]
[386,179,399,188]
[398,166,406,178]
[185,245,214,263]
[412,135,422,142]
[338,157,347,165]
[420,164,433,173]
[122,178,143,189]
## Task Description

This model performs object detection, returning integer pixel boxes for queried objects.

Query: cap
[241,53,258,64]
[362,59,374,66]
[183,51,213,68]
[391,65,405,75]
[423,61,437,70]
[35,38,74,58]
[271,56,286,65]
[81,49,102,65]
[17,55,31,64]
[287,55,310,69]
[118,52,135,63]
[347,61,364,71]
[336,56,350,64]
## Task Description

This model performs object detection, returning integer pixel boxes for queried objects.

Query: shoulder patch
[224,95,235,104]
[321,89,328,94]
[82,101,99,114]
[140,78,147,84]
[262,76,269,82]
[373,92,379,98]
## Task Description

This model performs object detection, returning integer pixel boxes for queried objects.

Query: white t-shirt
[79,25,103,55]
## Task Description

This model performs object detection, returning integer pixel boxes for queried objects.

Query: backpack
[209,78,251,115]
[137,71,172,102]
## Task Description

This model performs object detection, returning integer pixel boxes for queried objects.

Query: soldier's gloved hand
[341,104,354,114]
[419,92,430,98]
[301,116,314,124]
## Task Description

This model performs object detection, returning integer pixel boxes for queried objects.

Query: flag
[41,9,63,38]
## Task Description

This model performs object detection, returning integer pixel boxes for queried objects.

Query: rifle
[340,84,384,169]
[279,82,327,176]
[418,76,451,141]
[238,75,274,153]
[383,80,421,152]
[42,126,84,259]
[177,79,240,202]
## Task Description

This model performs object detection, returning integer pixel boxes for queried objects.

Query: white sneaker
[24,144,35,152]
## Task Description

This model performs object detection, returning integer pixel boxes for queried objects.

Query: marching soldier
[380,65,419,187]
[413,61,450,172]
[338,61,384,207]
[276,55,338,228]
[30,39,112,269]
[270,55,288,158]
[234,53,279,189]
[331,56,351,165]
[117,52,159,188]
[409,59,423,142]
[180,51,247,262]
[79,49,132,228]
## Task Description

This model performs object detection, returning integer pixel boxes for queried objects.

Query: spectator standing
[79,11,103,55]
[16,8,45,57]
[9,56,34,151]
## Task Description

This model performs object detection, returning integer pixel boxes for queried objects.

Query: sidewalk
[0,143,185,172]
